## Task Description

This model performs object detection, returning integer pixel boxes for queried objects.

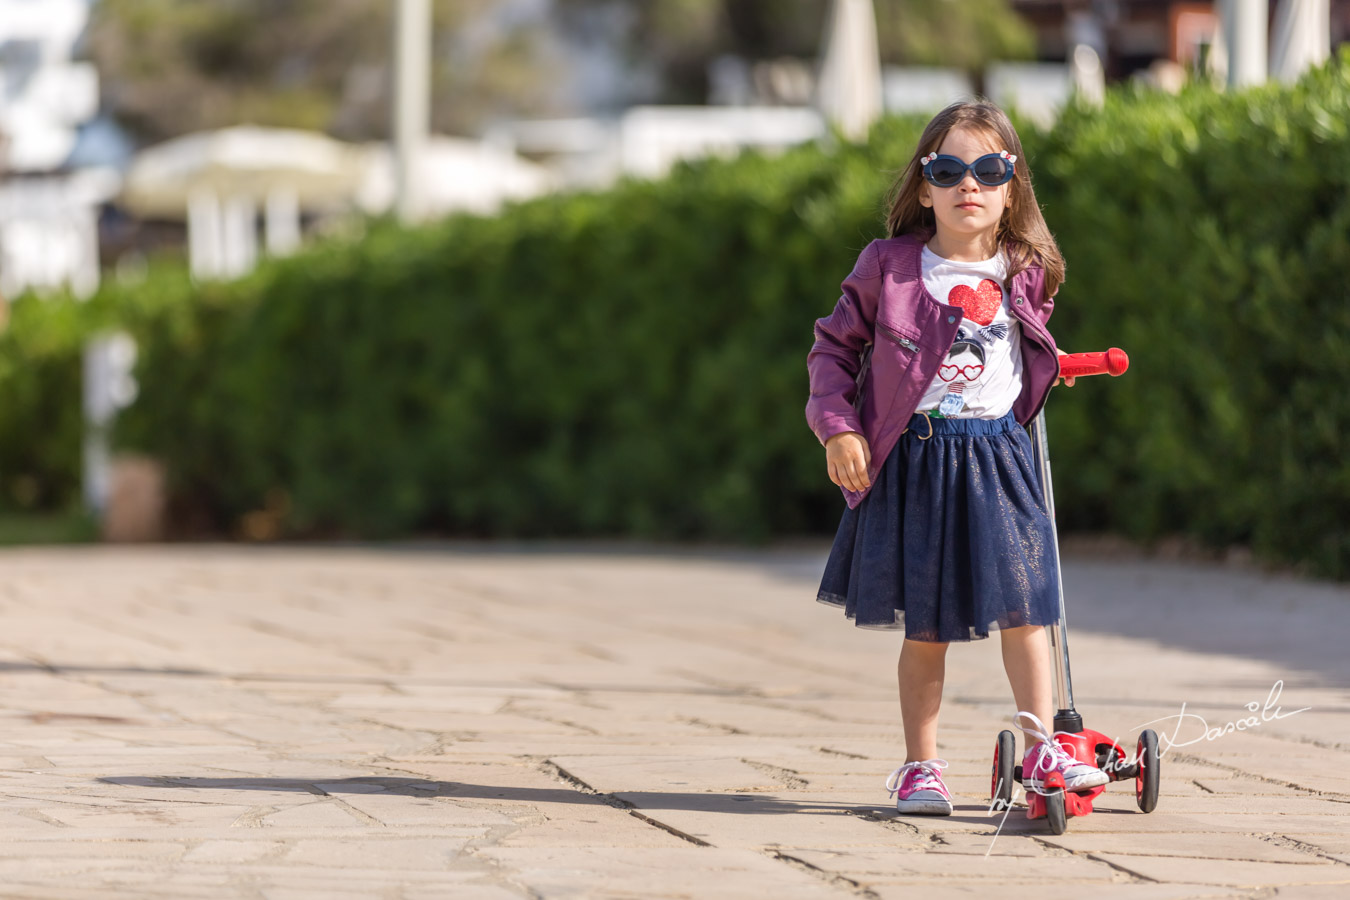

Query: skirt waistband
[904,409,1019,437]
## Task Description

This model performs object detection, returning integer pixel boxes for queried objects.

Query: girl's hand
[825,431,872,491]
[1055,352,1075,387]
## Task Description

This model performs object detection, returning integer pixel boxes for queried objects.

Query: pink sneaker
[884,758,953,815]
[1014,711,1109,794]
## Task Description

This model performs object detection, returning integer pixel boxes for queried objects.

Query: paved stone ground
[0,543,1345,899]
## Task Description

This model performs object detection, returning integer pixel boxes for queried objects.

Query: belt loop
[902,412,936,441]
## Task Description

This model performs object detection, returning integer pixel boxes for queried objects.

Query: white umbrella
[816,0,883,142]
[120,126,367,279]
[1270,0,1330,83]
[121,125,365,220]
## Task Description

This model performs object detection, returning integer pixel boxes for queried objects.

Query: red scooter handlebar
[1058,348,1129,378]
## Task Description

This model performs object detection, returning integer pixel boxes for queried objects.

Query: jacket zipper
[878,323,919,353]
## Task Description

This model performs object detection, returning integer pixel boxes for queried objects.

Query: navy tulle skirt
[816,409,1061,643]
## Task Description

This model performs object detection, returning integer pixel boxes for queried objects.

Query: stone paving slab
[866,886,1250,900]
[0,544,1345,898]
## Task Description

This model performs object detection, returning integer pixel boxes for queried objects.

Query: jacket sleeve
[1031,271,1059,356]
[805,240,882,447]
[1036,280,1056,329]
[1028,266,1056,329]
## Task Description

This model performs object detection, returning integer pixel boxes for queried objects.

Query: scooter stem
[1028,409,1082,735]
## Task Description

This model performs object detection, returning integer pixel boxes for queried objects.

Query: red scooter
[989,348,1161,834]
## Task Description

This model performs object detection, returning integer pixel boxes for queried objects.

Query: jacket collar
[890,229,1041,290]
[890,230,932,276]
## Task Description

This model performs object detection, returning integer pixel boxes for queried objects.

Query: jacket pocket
[854,321,919,415]
[877,320,920,353]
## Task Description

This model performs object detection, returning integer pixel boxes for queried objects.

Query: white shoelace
[1014,710,1087,794]
[884,758,950,798]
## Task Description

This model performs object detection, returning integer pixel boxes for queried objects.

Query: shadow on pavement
[95,775,1130,836]
[97,776,881,816]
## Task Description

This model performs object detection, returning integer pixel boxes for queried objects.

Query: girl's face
[940,342,986,383]
[918,126,1012,246]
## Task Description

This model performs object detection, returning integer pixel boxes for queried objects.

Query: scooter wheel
[992,730,1016,808]
[1136,729,1160,813]
[1045,789,1067,834]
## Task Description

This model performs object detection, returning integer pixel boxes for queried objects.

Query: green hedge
[0,291,89,514]
[0,265,197,518]
[2,51,1347,577]
[1035,56,1350,577]
[112,133,905,540]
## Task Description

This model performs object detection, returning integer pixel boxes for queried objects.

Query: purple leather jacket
[805,231,1061,509]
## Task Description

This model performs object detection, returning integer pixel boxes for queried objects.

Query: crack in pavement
[1171,752,1350,801]
[768,849,881,898]
[537,759,712,847]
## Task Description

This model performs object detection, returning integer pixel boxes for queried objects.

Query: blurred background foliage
[89,0,519,141]
[3,50,1348,577]
[87,0,1034,142]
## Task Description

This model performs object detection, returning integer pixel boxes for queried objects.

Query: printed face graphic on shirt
[942,322,1009,382]
[940,340,985,382]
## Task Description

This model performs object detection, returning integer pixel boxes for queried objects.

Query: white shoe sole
[894,795,953,815]
[1026,768,1110,793]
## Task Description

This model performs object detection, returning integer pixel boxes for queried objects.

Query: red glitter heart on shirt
[947,279,1002,326]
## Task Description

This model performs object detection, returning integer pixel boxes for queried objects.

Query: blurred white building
[882,68,977,114]
[119,127,557,280]
[0,0,98,172]
[357,135,555,219]
[985,62,1075,128]
[0,0,118,298]
[618,106,826,179]
[483,105,829,188]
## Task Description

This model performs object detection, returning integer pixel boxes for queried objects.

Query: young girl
[804,100,1106,816]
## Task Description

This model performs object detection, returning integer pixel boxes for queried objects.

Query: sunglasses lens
[927,158,965,186]
[974,157,1011,185]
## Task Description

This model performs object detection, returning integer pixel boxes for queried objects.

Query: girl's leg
[1000,624,1054,745]
[898,637,949,762]
[1002,623,1110,789]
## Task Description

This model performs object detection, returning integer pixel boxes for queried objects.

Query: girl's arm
[806,241,882,447]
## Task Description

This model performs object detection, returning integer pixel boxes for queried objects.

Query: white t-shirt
[915,245,1023,419]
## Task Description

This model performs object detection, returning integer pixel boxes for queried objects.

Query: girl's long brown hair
[883,101,1065,298]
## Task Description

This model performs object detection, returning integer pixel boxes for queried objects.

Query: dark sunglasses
[920,151,1017,187]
